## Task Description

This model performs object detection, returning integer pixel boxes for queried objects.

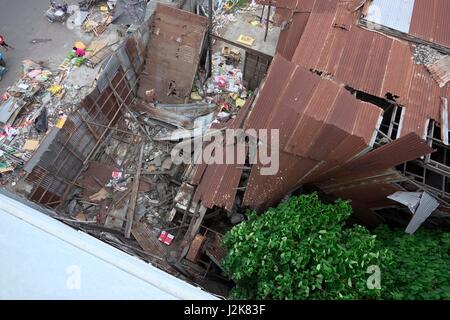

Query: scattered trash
[23,140,40,151]
[237,34,255,46]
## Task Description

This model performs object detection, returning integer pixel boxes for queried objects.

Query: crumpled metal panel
[405,192,440,234]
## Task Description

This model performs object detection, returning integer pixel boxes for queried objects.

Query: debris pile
[413,44,446,66]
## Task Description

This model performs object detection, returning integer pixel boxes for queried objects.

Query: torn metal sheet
[405,192,440,234]
[140,104,195,129]
[388,191,422,213]
[155,103,218,118]
[291,0,450,138]
[427,56,450,88]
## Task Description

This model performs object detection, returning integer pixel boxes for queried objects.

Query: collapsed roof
[191,0,450,227]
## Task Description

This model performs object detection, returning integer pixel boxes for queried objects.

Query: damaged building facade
[3,0,450,297]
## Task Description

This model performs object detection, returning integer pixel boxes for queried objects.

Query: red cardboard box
[158,231,174,246]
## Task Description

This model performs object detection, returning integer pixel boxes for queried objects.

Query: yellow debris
[23,140,40,151]
[55,115,67,129]
[237,35,255,46]
[250,20,259,26]
[190,91,203,101]
[74,41,86,50]
[229,93,239,100]
[48,85,63,96]
[0,166,14,174]
[236,98,246,108]
[100,6,109,12]
[89,188,111,202]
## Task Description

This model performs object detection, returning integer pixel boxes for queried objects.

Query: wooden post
[260,5,265,23]
[124,143,145,238]
[264,5,271,42]
[208,0,213,77]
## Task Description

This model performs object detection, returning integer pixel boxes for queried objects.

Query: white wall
[0,192,217,300]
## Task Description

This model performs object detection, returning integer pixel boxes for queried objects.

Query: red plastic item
[158,231,174,246]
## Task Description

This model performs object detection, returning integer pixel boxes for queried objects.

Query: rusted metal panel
[132,223,167,257]
[275,11,311,60]
[190,0,448,217]
[410,0,450,49]
[333,182,401,209]
[427,56,450,88]
[137,4,208,104]
[78,161,119,197]
[334,133,433,179]
[291,0,450,138]
[193,141,246,211]
[242,152,317,208]
[186,234,206,263]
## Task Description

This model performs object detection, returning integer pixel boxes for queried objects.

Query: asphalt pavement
[0,0,85,93]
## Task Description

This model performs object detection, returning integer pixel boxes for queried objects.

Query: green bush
[374,225,450,300]
[222,194,391,299]
[222,194,450,300]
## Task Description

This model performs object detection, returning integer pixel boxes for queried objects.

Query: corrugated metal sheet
[410,0,450,49]
[291,0,450,138]
[192,99,254,210]
[388,191,422,213]
[405,192,440,234]
[137,4,208,103]
[365,0,415,33]
[190,0,445,220]
[427,55,450,88]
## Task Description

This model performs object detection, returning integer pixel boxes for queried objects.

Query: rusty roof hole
[309,68,334,80]
[344,86,406,142]
[167,80,178,96]
[344,85,400,107]
[333,23,350,31]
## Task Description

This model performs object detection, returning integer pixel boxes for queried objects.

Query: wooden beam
[179,204,207,260]
[124,143,145,238]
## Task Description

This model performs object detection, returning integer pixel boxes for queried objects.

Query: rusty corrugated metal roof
[192,99,254,211]
[292,0,450,138]
[190,0,443,220]
[409,0,450,49]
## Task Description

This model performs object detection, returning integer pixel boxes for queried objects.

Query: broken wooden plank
[179,204,207,260]
[124,144,145,238]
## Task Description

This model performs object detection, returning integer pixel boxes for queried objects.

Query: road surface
[0,0,87,93]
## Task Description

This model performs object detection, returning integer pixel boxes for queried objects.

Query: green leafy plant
[222,194,390,299]
[374,225,450,300]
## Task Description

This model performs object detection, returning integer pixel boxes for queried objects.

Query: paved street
[0,0,86,93]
